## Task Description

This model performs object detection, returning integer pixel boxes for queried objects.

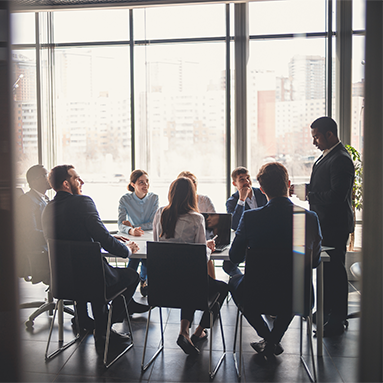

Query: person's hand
[114,235,129,243]
[122,220,132,227]
[126,241,139,254]
[129,226,144,236]
[206,239,216,253]
[238,185,251,201]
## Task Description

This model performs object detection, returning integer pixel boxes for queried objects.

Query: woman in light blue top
[118,169,159,297]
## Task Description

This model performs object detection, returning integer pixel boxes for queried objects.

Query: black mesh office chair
[233,246,317,382]
[46,239,134,368]
[141,241,226,380]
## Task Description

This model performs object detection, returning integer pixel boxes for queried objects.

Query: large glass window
[247,37,326,186]
[11,0,365,218]
[54,9,130,43]
[135,42,227,209]
[249,0,325,35]
[134,4,226,40]
[134,4,228,210]
[53,46,132,220]
[11,12,38,186]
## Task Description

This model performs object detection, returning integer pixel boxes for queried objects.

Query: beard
[69,180,82,195]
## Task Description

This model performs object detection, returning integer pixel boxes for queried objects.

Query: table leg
[316,262,323,356]
[58,299,64,342]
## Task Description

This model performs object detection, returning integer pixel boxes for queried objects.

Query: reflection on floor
[18,266,360,383]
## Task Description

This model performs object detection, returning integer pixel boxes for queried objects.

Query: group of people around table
[18,116,355,359]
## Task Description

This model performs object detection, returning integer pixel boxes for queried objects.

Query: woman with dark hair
[153,177,228,355]
[118,169,159,297]
[177,170,217,279]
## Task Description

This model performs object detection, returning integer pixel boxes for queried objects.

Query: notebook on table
[202,213,232,253]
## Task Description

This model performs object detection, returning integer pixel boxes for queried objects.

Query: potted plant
[345,145,363,251]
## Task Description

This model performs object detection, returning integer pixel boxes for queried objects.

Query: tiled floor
[18,266,360,383]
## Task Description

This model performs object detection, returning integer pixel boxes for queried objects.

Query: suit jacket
[308,142,354,234]
[226,186,267,230]
[229,197,322,313]
[17,189,50,283]
[42,191,131,287]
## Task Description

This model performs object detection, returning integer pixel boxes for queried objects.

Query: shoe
[140,280,148,297]
[128,299,150,314]
[176,334,200,355]
[93,329,130,351]
[274,342,284,355]
[191,330,208,344]
[250,339,284,356]
[250,339,267,354]
[323,321,345,337]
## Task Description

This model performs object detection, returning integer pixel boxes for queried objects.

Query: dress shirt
[316,141,342,165]
[237,193,258,209]
[33,188,49,203]
[118,191,159,234]
[197,194,216,213]
[153,207,211,260]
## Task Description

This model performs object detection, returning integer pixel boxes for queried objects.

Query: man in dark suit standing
[18,165,52,284]
[305,116,354,336]
[42,165,149,349]
[223,166,267,276]
[229,162,322,357]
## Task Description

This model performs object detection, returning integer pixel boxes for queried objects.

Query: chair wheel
[25,320,34,329]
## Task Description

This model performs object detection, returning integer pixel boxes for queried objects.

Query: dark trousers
[322,228,349,322]
[229,274,294,344]
[90,267,140,336]
[181,276,228,329]
[222,260,243,277]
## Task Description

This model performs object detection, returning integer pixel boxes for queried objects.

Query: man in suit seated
[42,164,149,350]
[229,162,322,358]
[17,164,52,284]
[223,166,267,277]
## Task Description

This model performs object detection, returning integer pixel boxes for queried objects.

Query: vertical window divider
[35,12,42,165]
[225,3,231,200]
[130,8,135,171]
[325,0,333,117]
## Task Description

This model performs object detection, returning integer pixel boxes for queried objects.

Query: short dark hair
[257,162,289,198]
[129,169,148,192]
[26,164,45,185]
[231,166,249,182]
[48,165,74,191]
[311,116,338,136]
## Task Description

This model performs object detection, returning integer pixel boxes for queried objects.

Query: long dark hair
[160,177,198,239]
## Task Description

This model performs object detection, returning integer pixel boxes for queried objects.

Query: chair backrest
[244,246,313,317]
[146,241,209,311]
[47,239,106,302]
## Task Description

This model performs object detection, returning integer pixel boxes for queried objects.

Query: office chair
[46,239,134,368]
[345,261,361,323]
[233,247,317,382]
[141,241,226,380]
[19,250,75,328]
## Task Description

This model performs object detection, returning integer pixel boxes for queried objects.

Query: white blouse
[153,207,211,260]
[197,194,216,213]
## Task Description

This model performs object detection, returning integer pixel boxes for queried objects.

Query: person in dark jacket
[42,165,149,349]
[229,162,322,357]
[292,116,354,337]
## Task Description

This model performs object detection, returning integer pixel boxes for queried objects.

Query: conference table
[107,230,330,357]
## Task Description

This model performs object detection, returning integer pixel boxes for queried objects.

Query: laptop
[202,213,232,253]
